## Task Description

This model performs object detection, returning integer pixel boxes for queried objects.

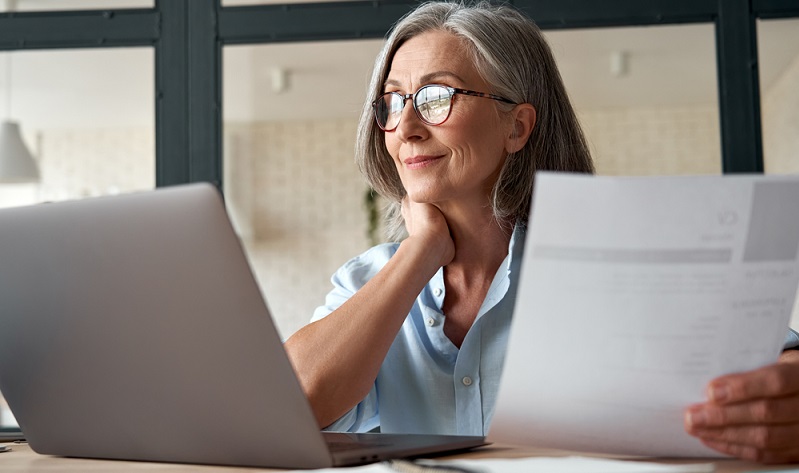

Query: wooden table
[2,441,797,472]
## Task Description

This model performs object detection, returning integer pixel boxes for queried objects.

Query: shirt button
[434,288,443,297]
[462,376,473,386]
[426,318,435,327]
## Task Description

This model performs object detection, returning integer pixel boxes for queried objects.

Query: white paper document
[303,457,715,473]
[489,173,799,457]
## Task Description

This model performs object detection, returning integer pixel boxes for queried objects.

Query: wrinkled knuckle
[763,401,783,423]
[750,447,769,463]
[751,426,774,449]
[752,400,776,423]
[758,451,785,465]
[766,370,790,394]
[732,444,760,462]
[711,407,728,425]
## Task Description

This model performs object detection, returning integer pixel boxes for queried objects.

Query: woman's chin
[400,178,447,204]
[406,193,440,205]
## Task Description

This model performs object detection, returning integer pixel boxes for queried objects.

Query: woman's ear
[506,103,536,154]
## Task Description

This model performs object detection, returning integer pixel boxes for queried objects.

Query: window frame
[0,0,797,184]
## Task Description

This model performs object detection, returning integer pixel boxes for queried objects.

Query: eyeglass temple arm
[451,87,516,105]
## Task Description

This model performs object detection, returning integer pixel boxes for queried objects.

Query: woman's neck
[433,199,514,347]
[436,200,512,280]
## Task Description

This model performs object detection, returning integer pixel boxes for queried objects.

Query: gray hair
[355,1,594,241]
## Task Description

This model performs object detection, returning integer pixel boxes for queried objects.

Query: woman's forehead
[386,30,481,86]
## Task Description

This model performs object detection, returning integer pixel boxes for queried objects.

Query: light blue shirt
[787,329,799,349]
[312,225,799,436]
[311,225,526,436]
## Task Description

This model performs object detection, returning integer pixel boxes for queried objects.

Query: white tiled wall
[581,106,722,176]
[225,120,373,339]
[39,128,155,200]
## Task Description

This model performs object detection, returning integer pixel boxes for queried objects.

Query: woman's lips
[404,155,444,169]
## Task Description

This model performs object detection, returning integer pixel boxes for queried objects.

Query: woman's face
[383,30,513,209]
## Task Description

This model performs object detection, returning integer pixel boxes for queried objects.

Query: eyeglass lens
[375,85,453,130]
[415,86,451,124]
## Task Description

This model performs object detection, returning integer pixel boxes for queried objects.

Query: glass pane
[758,17,799,331]
[0,0,152,12]
[0,47,154,431]
[545,23,721,176]
[224,40,383,339]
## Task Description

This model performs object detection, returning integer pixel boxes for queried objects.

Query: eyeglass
[372,84,516,132]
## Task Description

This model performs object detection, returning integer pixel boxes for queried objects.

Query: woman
[284,1,799,463]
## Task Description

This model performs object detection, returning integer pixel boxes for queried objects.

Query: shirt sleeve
[310,244,398,432]
[785,328,799,350]
[322,385,380,433]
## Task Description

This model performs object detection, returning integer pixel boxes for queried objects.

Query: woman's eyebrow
[383,71,467,89]
[420,71,465,84]
[384,78,402,88]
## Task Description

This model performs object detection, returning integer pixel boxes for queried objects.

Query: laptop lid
[0,184,483,468]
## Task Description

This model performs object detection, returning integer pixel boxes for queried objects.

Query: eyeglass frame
[371,84,517,132]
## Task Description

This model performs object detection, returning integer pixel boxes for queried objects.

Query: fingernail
[709,384,730,403]
[687,408,707,428]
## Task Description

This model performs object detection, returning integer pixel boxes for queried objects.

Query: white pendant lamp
[0,0,40,184]
[0,120,40,183]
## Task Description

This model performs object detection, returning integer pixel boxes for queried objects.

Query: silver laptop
[0,183,484,469]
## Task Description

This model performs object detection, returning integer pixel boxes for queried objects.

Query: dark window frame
[0,0,798,192]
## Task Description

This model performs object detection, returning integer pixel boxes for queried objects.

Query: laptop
[0,183,485,469]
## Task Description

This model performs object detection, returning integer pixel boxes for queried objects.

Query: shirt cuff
[785,328,799,350]
[321,385,379,433]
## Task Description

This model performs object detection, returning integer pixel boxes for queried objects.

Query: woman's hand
[286,199,457,428]
[684,350,799,463]
[401,198,455,268]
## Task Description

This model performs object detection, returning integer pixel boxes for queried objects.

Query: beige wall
[38,128,155,200]
[763,52,799,174]
[225,120,372,339]
[581,106,721,176]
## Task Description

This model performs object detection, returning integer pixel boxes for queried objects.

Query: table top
[1,441,797,473]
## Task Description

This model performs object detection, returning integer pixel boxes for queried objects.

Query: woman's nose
[394,100,427,142]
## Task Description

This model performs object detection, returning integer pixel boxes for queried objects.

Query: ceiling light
[0,120,40,183]
[0,0,40,184]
